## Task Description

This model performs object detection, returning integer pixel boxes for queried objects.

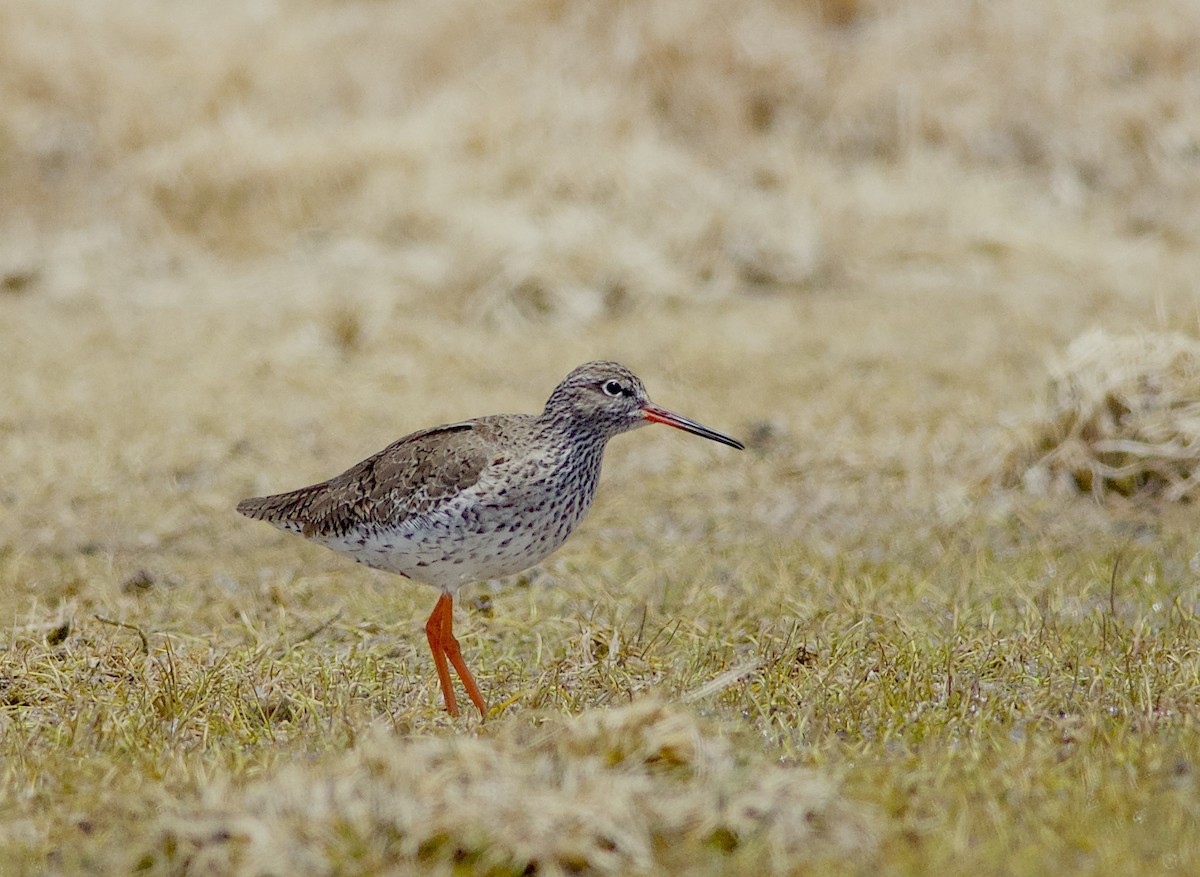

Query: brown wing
[236,419,510,538]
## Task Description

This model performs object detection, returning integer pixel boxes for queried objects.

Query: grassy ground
[3,0,1200,874]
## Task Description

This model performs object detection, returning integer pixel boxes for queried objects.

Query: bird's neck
[534,413,612,467]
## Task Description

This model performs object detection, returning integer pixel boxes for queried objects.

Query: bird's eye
[602,379,624,397]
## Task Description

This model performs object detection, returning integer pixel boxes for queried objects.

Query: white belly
[317,463,598,591]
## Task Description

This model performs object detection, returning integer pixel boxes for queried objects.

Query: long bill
[641,403,745,450]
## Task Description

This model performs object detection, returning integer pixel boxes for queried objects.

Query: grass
[4,500,1200,874]
[4,0,1200,873]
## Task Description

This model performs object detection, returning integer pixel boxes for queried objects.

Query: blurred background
[2,0,1199,608]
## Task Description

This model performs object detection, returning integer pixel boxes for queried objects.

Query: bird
[236,361,744,719]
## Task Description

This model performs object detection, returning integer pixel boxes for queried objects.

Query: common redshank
[237,361,744,718]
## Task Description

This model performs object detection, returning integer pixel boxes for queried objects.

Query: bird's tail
[236,487,324,536]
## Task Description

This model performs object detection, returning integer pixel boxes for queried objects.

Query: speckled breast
[327,444,604,590]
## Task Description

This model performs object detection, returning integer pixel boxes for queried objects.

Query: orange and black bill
[641,403,745,450]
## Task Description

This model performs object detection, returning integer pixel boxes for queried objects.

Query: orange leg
[438,593,488,720]
[423,592,488,720]
[424,594,459,717]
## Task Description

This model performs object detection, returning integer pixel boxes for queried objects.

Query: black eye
[602,379,624,397]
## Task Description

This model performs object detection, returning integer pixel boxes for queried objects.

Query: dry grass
[118,699,875,876]
[1004,330,1200,502]
[3,0,1200,874]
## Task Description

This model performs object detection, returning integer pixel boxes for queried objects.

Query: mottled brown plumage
[237,422,497,542]
[237,361,744,719]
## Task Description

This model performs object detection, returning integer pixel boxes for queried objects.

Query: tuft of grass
[106,699,875,877]
[1002,330,1200,503]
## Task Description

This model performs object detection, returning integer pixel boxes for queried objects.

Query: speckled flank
[315,440,605,590]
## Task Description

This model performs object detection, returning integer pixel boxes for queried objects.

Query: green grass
[4,504,1200,875]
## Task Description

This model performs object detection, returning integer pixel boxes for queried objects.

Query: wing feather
[237,419,506,537]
